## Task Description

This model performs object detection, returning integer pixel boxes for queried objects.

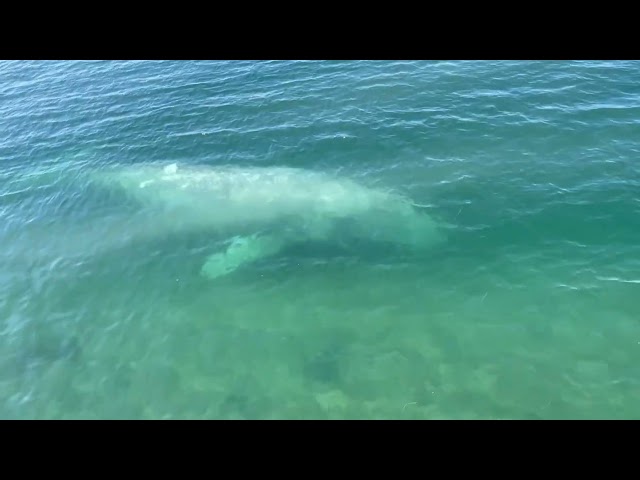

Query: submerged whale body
[93,162,446,279]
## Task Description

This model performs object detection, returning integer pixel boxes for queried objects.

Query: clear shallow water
[1,60,639,419]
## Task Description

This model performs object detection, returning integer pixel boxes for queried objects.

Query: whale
[85,161,446,279]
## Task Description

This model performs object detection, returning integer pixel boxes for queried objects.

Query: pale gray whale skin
[0,161,445,279]
[89,161,446,279]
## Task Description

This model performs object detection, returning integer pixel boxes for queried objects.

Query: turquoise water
[1,60,639,419]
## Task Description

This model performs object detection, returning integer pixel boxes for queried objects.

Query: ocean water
[1,60,639,419]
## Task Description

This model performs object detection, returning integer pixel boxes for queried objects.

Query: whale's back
[97,163,398,224]
[93,162,445,249]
